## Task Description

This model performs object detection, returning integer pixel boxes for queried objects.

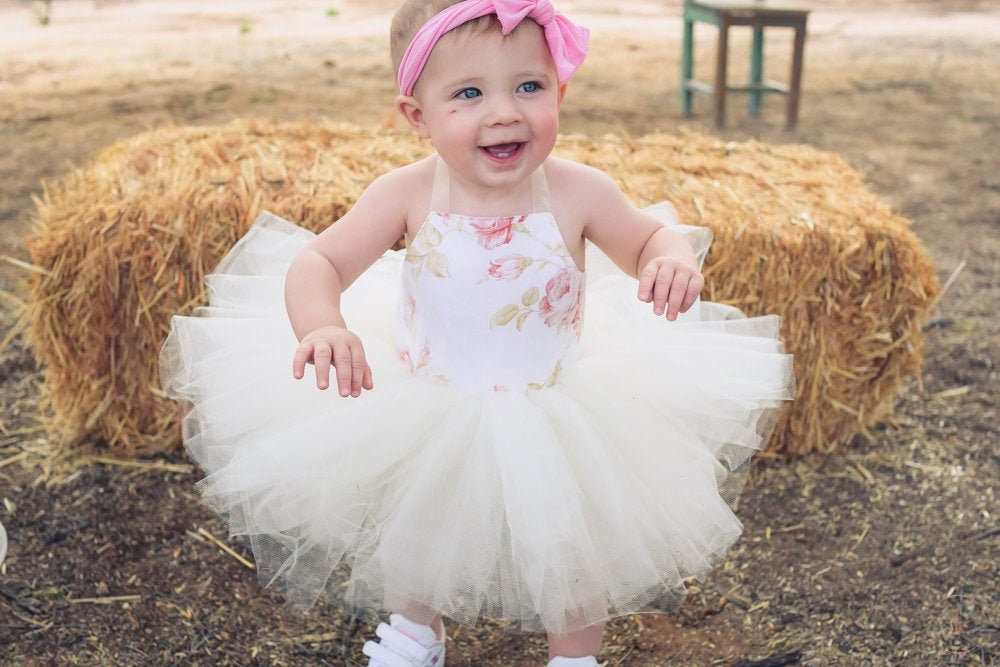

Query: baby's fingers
[637,263,659,304]
[292,327,373,395]
[642,265,677,318]
[292,343,314,380]
[664,273,702,321]
[638,260,704,320]
[292,341,334,390]
[679,273,705,314]
[332,342,371,398]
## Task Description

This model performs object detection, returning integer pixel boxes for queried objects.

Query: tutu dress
[160,157,794,634]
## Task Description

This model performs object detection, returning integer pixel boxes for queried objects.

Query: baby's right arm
[285,167,415,396]
[287,247,371,397]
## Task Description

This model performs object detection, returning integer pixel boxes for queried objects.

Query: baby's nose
[486,96,522,125]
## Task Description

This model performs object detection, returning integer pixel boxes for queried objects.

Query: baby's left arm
[565,162,704,321]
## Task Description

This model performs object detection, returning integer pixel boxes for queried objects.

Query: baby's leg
[394,603,445,640]
[547,620,605,660]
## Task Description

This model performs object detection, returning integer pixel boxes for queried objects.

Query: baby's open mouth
[482,142,524,160]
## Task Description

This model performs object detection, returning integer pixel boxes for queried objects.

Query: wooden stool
[681,0,810,129]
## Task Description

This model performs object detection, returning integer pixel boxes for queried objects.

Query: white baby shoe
[363,613,446,667]
[547,657,600,667]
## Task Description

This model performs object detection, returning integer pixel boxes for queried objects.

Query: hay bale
[21,119,938,458]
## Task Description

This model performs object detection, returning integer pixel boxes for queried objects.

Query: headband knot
[528,3,554,23]
[397,0,589,96]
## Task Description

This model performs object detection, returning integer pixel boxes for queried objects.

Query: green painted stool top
[687,1,810,17]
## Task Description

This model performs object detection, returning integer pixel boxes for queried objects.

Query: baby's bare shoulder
[545,157,627,216]
[369,155,434,193]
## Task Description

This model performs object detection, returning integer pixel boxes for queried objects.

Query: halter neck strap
[430,156,550,215]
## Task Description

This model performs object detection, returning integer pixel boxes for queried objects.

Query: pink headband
[397,0,589,96]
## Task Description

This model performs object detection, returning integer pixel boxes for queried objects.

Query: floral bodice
[397,162,584,395]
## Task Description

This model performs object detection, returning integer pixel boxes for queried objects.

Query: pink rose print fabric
[488,255,530,281]
[539,269,584,333]
[398,208,583,395]
[471,215,525,250]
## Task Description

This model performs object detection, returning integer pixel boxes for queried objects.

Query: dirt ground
[0,0,997,665]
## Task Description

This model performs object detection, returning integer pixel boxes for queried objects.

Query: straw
[17,120,939,458]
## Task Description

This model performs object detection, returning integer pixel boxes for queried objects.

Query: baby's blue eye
[455,88,482,100]
[517,81,541,93]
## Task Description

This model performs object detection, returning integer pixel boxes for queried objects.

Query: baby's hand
[637,256,705,321]
[292,325,373,397]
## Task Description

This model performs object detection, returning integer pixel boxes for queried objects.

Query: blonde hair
[390,0,504,81]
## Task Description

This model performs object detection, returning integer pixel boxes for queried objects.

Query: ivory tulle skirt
[160,209,794,634]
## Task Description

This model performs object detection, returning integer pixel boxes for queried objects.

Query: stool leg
[786,23,807,129]
[714,17,730,127]
[748,26,764,117]
[682,18,695,117]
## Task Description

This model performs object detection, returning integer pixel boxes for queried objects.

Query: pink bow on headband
[397,0,590,96]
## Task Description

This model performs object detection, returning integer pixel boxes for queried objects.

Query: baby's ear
[396,95,430,138]
[558,83,569,105]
